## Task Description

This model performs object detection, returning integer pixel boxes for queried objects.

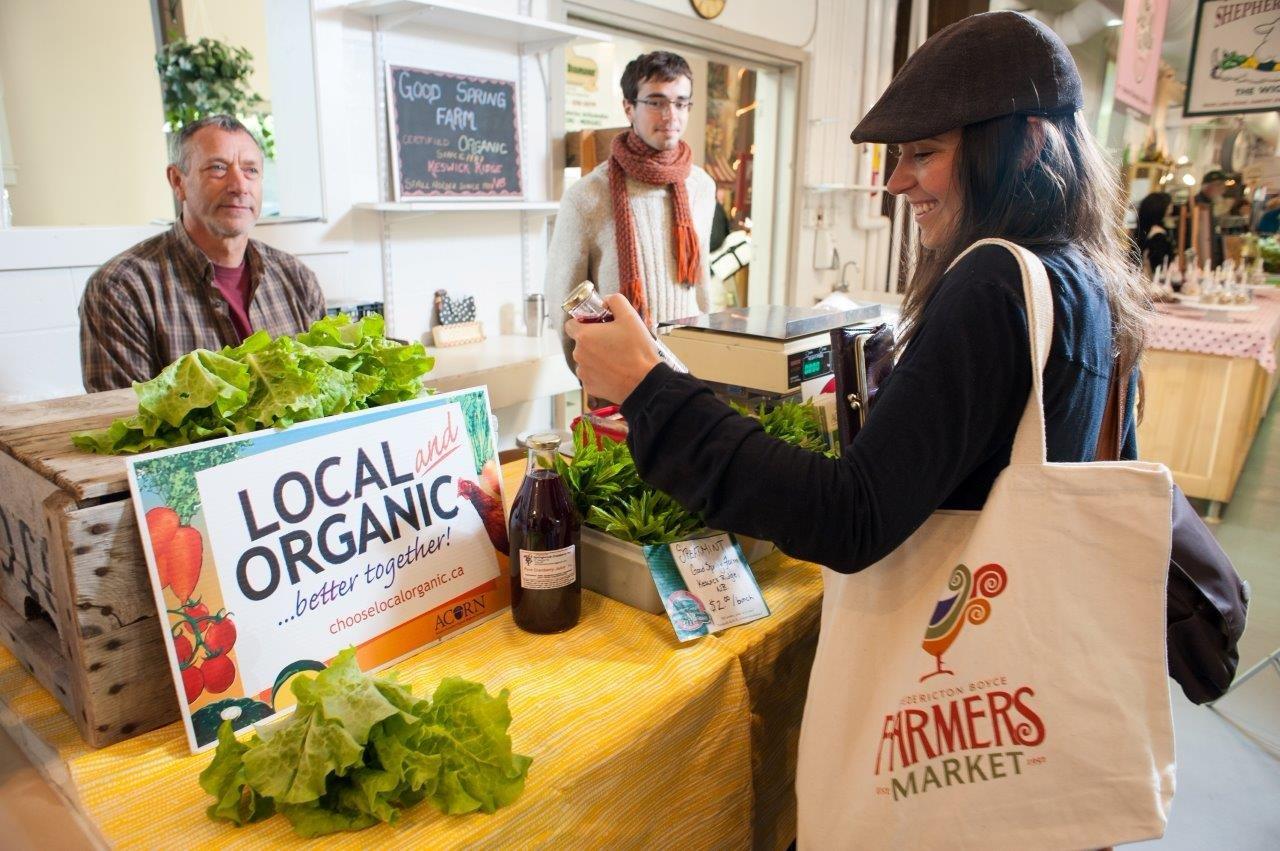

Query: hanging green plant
[156,37,275,159]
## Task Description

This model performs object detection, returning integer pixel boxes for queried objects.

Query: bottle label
[518,546,577,590]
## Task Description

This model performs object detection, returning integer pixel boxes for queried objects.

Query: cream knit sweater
[546,160,715,366]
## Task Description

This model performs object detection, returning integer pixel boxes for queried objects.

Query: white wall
[0,0,172,226]
[627,0,817,47]
[183,0,275,101]
[792,0,898,306]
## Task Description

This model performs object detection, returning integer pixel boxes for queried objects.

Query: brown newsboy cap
[851,11,1084,144]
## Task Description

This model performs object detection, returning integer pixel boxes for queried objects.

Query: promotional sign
[1115,0,1170,117]
[1186,0,1280,115]
[644,533,769,641]
[565,45,623,132]
[387,65,522,199]
[127,388,511,752]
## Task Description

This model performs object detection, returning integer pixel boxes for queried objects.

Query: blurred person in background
[1134,192,1174,276]
[1194,170,1228,267]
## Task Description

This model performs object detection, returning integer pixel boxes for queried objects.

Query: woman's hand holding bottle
[564,293,663,404]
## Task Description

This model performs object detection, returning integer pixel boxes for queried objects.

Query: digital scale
[660,303,882,399]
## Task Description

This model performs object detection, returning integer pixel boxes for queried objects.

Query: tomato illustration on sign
[202,654,236,694]
[168,595,240,707]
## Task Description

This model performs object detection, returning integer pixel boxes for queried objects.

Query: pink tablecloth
[1148,289,1280,373]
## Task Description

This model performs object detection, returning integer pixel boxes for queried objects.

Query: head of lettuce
[73,314,434,455]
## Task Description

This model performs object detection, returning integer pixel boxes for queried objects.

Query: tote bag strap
[946,239,1055,466]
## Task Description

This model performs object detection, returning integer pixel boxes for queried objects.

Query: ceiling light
[1183,174,1196,186]
[1176,156,1189,165]
[1106,18,1123,27]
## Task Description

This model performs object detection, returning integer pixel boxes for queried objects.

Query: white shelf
[342,0,611,48]
[424,335,578,410]
[355,200,559,214]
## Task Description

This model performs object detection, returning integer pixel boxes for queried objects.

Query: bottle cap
[562,281,598,314]
[526,432,562,451]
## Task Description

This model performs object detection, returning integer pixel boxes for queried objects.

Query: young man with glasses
[547,51,715,369]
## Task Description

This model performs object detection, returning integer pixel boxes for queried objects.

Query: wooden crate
[0,389,179,746]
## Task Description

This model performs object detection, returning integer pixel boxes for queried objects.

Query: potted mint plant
[554,401,835,614]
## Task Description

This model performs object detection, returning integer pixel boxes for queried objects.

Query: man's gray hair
[170,115,263,173]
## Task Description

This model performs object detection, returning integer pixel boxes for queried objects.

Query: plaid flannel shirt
[79,220,326,392]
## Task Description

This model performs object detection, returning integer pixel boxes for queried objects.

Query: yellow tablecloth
[0,462,824,849]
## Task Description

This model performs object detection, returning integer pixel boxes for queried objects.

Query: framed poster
[387,65,523,199]
[1185,0,1280,115]
[127,388,511,752]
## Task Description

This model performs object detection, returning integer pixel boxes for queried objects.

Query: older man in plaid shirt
[78,115,326,392]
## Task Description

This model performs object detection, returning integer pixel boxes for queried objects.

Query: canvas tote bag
[797,239,1176,849]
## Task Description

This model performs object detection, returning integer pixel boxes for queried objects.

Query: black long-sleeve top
[620,243,1137,574]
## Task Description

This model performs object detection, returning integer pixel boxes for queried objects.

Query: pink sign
[1115,0,1169,116]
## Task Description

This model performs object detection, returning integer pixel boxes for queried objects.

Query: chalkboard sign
[386,65,522,199]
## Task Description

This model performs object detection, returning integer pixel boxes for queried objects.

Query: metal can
[524,293,546,337]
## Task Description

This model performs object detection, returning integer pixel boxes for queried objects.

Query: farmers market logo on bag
[920,563,1008,682]
[873,563,1048,801]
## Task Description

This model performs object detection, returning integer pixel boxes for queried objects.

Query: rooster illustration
[919,563,1008,682]
[456,460,509,555]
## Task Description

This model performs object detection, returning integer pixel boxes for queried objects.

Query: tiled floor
[0,396,1276,849]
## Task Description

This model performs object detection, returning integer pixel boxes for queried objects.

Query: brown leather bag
[1098,373,1250,704]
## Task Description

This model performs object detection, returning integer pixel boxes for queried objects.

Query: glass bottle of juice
[561,280,690,372]
[508,433,581,633]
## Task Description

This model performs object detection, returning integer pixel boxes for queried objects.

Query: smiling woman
[886,131,962,249]
[0,0,323,227]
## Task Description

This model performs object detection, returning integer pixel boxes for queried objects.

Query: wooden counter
[1138,329,1280,519]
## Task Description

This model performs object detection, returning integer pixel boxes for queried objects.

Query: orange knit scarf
[608,131,699,325]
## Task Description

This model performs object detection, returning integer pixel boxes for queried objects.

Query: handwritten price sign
[644,533,769,641]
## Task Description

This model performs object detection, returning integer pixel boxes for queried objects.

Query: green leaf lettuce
[203,648,530,837]
[73,313,434,455]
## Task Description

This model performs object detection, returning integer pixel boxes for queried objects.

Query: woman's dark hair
[1135,192,1172,252]
[620,51,692,102]
[897,111,1149,380]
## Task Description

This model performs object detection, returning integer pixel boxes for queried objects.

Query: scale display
[789,346,832,386]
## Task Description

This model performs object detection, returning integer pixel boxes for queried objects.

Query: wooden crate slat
[0,389,135,432]
[0,596,76,717]
[0,451,64,634]
[0,390,136,501]
[47,496,155,637]
[3,432,130,501]
[42,490,177,746]
[76,617,178,745]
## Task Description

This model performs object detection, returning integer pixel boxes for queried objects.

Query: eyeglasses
[633,97,693,114]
